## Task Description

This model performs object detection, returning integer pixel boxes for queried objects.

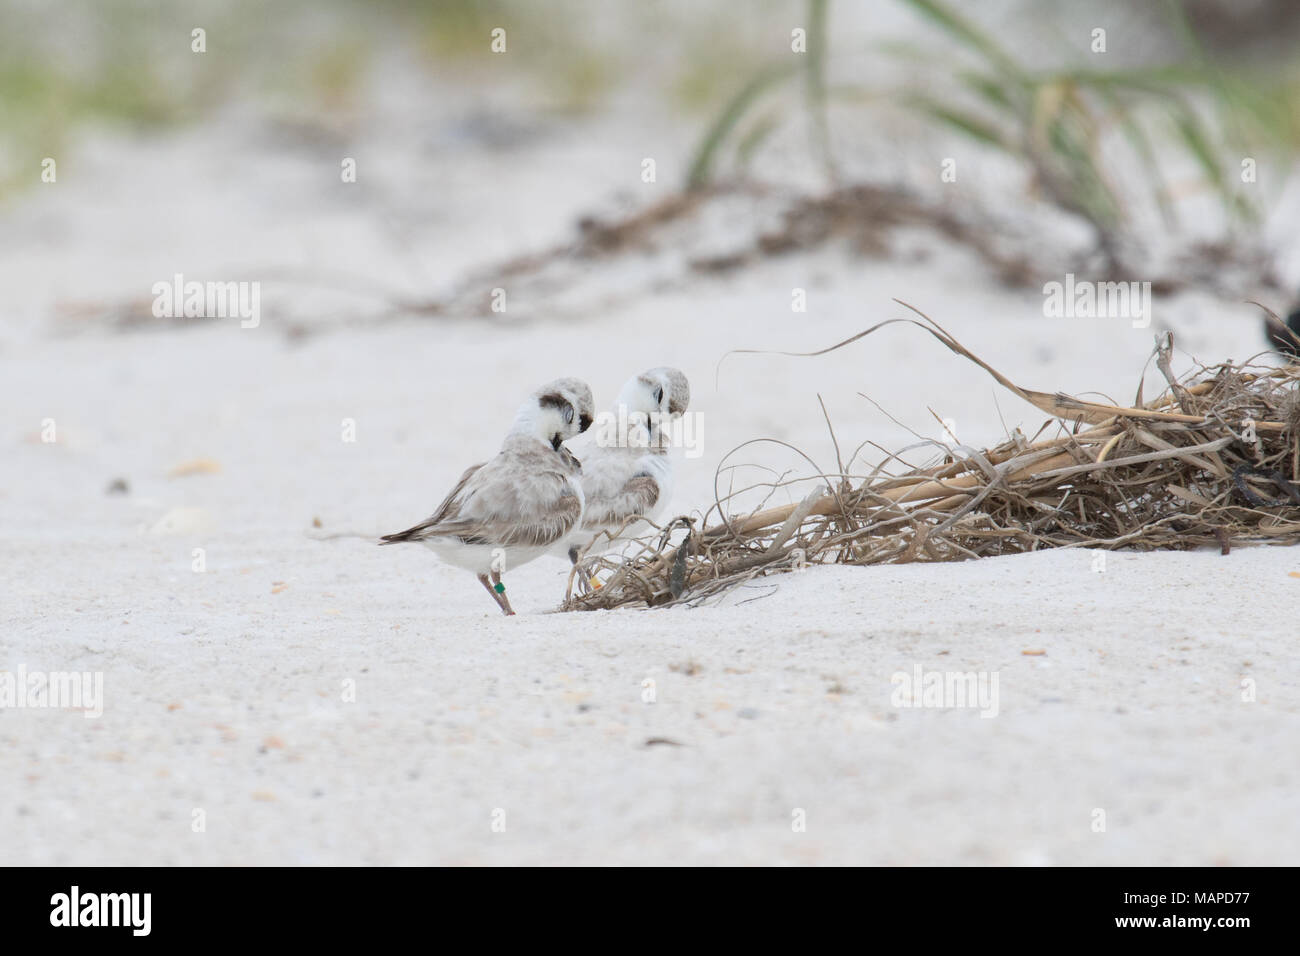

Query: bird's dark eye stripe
[539,391,579,426]
[579,413,593,432]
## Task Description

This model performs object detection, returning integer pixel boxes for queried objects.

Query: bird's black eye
[562,404,574,425]
[654,386,664,405]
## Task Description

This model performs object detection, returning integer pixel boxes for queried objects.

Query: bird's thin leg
[478,573,510,615]
[489,569,516,616]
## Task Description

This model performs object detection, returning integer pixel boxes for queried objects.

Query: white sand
[4,89,1300,865]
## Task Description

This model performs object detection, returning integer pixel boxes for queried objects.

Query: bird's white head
[611,367,690,447]
[617,366,689,421]
[514,377,595,450]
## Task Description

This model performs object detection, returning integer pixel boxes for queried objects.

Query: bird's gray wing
[581,474,660,530]
[379,463,482,544]
[451,450,583,547]
[384,447,582,549]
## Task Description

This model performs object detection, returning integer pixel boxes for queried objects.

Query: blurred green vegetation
[0,0,633,198]
[0,0,1297,215]
[688,0,1300,257]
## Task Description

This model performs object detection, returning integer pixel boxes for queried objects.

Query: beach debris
[168,457,221,477]
[566,304,1300,610]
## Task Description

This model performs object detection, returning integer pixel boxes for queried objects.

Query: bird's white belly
[422,538,547,575]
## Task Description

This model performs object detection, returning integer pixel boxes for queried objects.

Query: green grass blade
[895,0,1027,85]
[686,63,798,189]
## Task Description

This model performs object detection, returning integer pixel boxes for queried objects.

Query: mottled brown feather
[381,438,582,549]
[580,474,660,530]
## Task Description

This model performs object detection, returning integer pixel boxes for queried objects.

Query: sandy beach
[4,0,1300,866]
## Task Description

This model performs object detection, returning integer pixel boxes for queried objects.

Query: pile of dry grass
[563,303,1300,611]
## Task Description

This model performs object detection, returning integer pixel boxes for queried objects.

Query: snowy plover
[381,378,595,615]
[560,367,690,571]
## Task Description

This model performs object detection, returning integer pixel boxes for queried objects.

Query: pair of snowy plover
[381,368,690,615]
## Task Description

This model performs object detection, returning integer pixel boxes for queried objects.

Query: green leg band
[494,582,505,593]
